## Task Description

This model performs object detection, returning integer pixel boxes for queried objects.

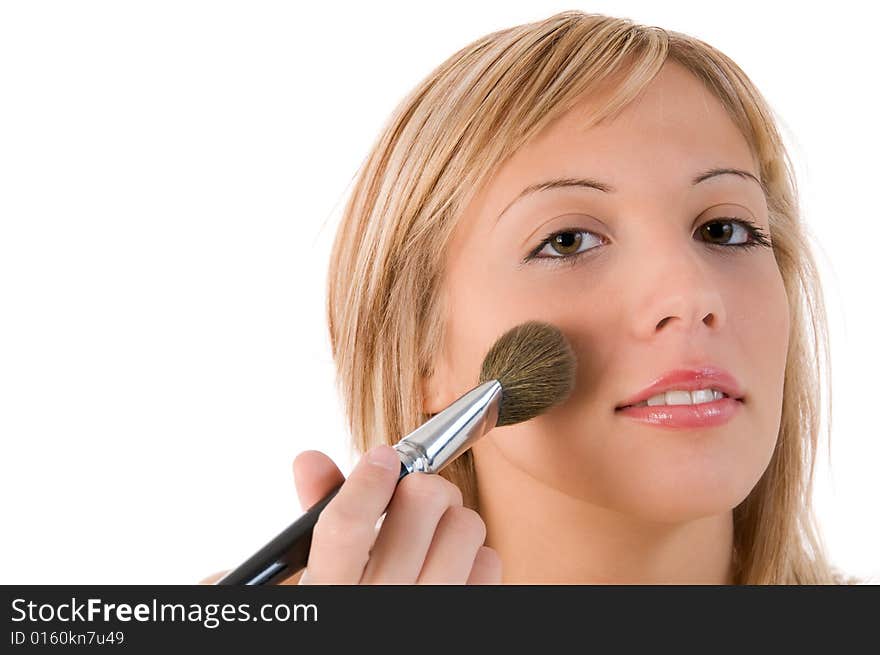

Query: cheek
[442,256,574,391]
[750,260,791,464]
[726,256,790,443]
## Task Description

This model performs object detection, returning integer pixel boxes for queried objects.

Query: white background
[1,1,877,584]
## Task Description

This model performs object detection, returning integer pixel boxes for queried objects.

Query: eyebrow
[496,167,767,222]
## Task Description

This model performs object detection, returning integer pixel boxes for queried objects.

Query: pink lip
[615,366,745,409]
[614,366,745,429]
[615,397,743,429]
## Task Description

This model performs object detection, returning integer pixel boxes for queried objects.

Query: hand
[199,445,501,585]
[299,445,501,584]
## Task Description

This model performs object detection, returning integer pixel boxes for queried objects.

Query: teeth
[631,388,727,408]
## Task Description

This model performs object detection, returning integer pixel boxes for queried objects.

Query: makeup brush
[216,320,577,585]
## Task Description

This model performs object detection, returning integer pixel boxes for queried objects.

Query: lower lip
[614,397,743,429]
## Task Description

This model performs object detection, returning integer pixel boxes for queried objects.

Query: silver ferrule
[393,379,502,475]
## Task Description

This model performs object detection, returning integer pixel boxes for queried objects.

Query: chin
[590,415,776,524]
[603,465,761,524]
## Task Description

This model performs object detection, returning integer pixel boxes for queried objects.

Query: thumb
[292,450,345,511]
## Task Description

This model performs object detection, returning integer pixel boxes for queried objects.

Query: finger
[306,444,402,584]
[360,472,463,584]
[466,546,503,585]
[278,568,307,585]
[415,506,486,584]
[293,450,345,511]
[198,570,229,585]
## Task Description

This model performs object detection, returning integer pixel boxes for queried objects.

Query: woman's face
[423,61,789,522]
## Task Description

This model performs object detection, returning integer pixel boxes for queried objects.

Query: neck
[472,439,735,585]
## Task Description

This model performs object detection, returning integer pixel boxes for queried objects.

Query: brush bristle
[478,321,577,427]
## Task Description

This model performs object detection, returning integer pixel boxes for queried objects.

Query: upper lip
[615,366,745,410]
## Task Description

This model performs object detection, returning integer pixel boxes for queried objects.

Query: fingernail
[366,444,400,471]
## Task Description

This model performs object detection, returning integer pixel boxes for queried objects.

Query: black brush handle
[216,461,409,585]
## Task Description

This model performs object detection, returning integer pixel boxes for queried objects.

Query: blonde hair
[325,10,855,584]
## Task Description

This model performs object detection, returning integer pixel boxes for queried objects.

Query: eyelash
[524,217,773,268]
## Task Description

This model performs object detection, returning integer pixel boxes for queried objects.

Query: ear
[420,290,456,416]
[420,354,455,416]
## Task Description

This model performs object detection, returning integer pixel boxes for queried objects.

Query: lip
[615,366,745,410]
[614,397,743,429]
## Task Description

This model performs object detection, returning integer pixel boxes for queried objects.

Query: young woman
[206,10,857,585]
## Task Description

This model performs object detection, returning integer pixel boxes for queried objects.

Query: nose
[629,246,727,340]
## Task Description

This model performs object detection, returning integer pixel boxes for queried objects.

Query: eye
[697,217,772,250]
[524,216,773,267]
[526,228,604,264]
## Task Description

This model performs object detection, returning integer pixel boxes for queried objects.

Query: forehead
[484,61,757,201]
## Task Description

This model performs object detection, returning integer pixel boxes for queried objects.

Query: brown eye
[698,219,748,246]
[548,231,583,255]
[529,228,604,263]
[526,217,772,268]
